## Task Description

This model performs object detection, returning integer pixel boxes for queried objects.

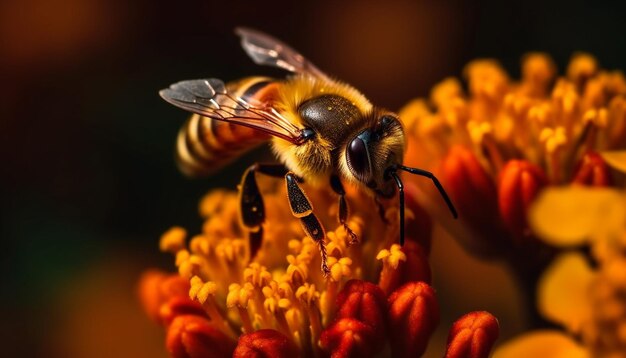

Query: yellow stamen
[189,276,236,338]
[243,263,273,327]
[296,283,323,355]
[262,281,293,338]
[539,127,567,184]
[467,121,504,173]
[520,52,556,98]
[226,283,254,334]
[377,244,407,295]
[159,226,186,254]
[199,190,237,219]
[567,52,598,89]
[376,244,407,269]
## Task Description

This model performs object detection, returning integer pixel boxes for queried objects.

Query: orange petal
[600,150,626,173]
[137,270,191,324]
[492,330,589,358]
[530,187,625,247]
[538,252,595,332]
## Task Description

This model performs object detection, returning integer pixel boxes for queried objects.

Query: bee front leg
[285,173,330,276]
[329,175,358,245]
[239,163,288,259]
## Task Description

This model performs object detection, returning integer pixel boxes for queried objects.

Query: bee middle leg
[329,175,358,245]
[285,172,330,276]
[239,163,289,259]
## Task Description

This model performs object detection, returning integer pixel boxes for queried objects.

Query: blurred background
[2,0,625,356]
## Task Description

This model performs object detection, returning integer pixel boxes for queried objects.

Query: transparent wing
[235,27,329,80]
[160,78,304,144]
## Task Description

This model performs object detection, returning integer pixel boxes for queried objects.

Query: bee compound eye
[346,135,372,179]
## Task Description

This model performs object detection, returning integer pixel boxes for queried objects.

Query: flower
[397,54,626,346]
[139,172,495,357]
[400,52,625,256]
[494,186,626,357]
[139,174,500,356]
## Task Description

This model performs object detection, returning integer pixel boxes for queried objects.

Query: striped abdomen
[176,77,276,176]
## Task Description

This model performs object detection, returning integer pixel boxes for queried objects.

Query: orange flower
[495,187,626,357]
[139,172,501,357]
[139,178,453,356]
[400,52,625,256]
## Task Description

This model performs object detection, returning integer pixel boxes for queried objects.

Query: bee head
[344,112,405,196]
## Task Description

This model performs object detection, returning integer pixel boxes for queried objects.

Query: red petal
[320,318,377,358]
[379,241,431,296]
[441,146,504,251]
[571,151,612,186]
[336,280,388,339]
[388,281,439,357]
[159,296,208,327]
[404,182,433,253]
[498,160,547,238]
[166,315,236,358]
[138,270,191,324]
[233,329,299,358]
[445,311,500,358]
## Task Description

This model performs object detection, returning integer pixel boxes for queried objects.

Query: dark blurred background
[2,0,625,357]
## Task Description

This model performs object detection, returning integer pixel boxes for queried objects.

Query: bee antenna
[397,165,458,219]
[388,170,406,246]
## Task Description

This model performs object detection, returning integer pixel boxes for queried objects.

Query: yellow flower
[399,52,626,257]
[140,173,446,356]
[396,51,626,357]
[495,187,626,357]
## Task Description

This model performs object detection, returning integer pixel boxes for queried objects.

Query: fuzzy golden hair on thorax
[270,75,375,185]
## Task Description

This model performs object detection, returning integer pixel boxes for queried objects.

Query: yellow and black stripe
[175,77,275,176]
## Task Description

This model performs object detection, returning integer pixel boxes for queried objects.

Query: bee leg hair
[285,172,330,276]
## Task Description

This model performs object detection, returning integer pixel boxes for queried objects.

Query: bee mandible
[160,28,458,275]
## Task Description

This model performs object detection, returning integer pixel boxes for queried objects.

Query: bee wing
[236,27,329,80]
[160,78,304,144]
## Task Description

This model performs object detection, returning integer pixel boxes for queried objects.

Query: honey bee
[160,28,457,275]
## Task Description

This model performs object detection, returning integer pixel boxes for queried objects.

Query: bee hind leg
[329,175,358,245]
[285,172,330,276]
[239,163,289,259]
